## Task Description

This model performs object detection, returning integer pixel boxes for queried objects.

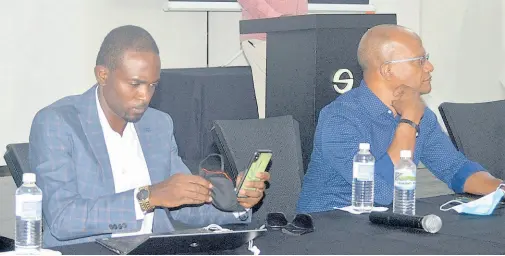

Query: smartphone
[236,150,273,197]
[456,196,505,207]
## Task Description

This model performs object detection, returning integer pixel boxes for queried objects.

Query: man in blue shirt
[297,24,503,213]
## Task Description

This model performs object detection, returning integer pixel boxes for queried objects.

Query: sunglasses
[266,212,314,236]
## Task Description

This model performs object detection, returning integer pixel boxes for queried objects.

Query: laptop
[96,227,267,255]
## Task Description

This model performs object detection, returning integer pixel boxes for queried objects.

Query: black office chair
[150,67,259,175]
[4,143,30,188]
[0,235,14,253]
[439,100,505,179]
[212,115,304,226]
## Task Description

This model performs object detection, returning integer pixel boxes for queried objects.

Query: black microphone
[369,211,442,233]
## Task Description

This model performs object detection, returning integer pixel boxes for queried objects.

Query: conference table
[50,194,505,255]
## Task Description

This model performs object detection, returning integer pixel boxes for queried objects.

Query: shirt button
[388,110,392,114]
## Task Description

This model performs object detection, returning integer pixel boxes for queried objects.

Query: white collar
[95,87,134,138]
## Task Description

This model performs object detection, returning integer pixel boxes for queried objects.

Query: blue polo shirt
[296,80,483,213]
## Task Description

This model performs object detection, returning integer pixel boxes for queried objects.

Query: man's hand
[387,85,425,164]
[464,171,503,195]
[149,173,213,208]
[235,172,271,208]
[391,85,425,123]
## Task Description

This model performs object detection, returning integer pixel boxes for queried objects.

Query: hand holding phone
[236,150,272,198]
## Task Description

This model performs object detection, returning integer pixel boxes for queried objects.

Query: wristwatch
[399,119,419,137]
[136,186,155,213]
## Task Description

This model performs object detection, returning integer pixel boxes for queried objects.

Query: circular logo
[332,69,354,94]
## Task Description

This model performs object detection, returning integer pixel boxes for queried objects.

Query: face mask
[198,154,245,212]
[440,184,505,215]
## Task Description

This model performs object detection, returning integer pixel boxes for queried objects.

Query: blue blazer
[29,85,250,248]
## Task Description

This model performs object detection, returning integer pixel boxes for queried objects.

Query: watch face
[137,189,149,201]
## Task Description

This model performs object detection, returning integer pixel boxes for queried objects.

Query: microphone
[369,211,442,233]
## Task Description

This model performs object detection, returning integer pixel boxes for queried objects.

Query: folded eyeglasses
[265,212,314,236]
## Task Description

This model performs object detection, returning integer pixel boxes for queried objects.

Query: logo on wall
[332,69,354,94]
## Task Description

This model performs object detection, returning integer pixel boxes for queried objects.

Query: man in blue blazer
[29,25,270,248]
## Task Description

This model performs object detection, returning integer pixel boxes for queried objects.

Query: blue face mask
[440,184,505,215]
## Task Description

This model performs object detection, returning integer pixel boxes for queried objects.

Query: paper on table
[334,206,389,215]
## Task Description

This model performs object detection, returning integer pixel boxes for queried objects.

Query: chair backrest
[4,143,30,187]
[0,235,14,253]
[212,115,304,225]
[439,101,505,179]
[150,67,258,173]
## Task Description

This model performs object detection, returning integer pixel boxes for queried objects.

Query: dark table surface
[48,194,505,255]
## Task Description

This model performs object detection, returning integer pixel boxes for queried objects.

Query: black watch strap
[399,119,419,137]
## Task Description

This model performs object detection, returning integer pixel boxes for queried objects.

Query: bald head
[357,24,420,72]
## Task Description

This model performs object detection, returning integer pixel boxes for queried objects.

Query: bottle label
[16,195,42,219]
[353,162,374,181]
[394,168,416,190]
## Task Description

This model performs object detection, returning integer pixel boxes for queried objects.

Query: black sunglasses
[266,212,314,236]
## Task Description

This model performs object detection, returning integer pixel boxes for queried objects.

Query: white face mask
[440,184,505,215]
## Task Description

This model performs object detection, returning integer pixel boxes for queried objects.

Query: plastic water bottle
[352,143,375,213]
[15,173,42,254]
[393,150,416,215]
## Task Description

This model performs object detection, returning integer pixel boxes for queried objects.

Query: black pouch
[199,154,245,212]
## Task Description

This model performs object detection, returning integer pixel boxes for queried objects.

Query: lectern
[240,14,397,171]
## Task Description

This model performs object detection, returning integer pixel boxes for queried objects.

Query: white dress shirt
[95,88,154,237]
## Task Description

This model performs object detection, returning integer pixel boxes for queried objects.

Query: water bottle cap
[23,173,36,183]
[400,150,412,158]
[359,143,370,150]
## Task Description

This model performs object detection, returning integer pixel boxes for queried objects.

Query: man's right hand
[387,85,425,164]
[391,84,425,123]
[149,173,213,208]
